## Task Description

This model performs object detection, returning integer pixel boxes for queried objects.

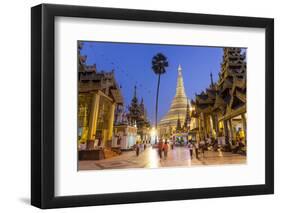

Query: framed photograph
[31,4,274,209]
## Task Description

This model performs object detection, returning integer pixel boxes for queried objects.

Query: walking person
[207,137,212,150]
[140,142,144,152]
[135,142,140,157]
[195,141,199,159]
[171,140,174,150]
[186,141,191,160]
[188,141,193,159]
[200,138,205,158]
[163,141,169,160]
[158,139,163,159]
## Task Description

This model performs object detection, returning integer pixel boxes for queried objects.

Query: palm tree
[151,53,169,138]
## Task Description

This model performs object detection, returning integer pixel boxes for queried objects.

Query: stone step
[103,148,119,159]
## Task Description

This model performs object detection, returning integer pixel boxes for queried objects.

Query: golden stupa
[159,64,189,133]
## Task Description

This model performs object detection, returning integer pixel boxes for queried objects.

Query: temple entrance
[78,93,92,148]
[96,95,112,147]
[172,133,189,144]
[231,115,246,145]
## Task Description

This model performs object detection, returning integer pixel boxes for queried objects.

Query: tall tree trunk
[155,74,161,142]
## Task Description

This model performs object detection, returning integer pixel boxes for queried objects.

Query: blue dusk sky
[80,41,241,125]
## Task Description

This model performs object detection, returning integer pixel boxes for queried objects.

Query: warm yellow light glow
[219,121,224,129]
[147,147,159,168]
[239,130,245,139]
[150,127,157,138]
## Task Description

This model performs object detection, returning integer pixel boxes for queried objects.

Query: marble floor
[78,146,246,170]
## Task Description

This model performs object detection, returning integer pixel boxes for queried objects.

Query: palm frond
[151,53,169,75]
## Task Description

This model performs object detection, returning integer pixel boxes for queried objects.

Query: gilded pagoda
[158,64,191,138]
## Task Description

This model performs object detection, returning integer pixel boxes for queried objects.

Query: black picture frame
[31,3,274,209]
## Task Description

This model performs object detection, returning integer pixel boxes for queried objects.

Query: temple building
[193,47,247,146]
[159,64,192,139]
[78,50,124,152]
[112,103,138,150]
[127,86,151,141]
[111,86,151,150]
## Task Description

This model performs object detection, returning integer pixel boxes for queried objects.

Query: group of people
[204,135,246,154]
[157,140,170,160]
[156,139,207,160]
[186,140,206,159]
[135,141,148,156]
[133,138,211,160]
[232,138,246,154]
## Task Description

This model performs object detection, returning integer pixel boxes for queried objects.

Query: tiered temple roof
[78,51,124,105]
[194,47,246,117]
[127,86,150,136]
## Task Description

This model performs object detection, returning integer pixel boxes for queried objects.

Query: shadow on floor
[19,197,30,205]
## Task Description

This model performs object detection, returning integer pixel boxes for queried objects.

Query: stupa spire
[134,85,137,98]
[159,64,188,129]
[178,64,182,73]
[175,64,187,98]
[210,72,214,87]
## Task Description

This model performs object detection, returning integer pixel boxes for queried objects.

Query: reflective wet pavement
[78,146,246,170]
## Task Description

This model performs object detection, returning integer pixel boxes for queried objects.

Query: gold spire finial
[178,64,182,75]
